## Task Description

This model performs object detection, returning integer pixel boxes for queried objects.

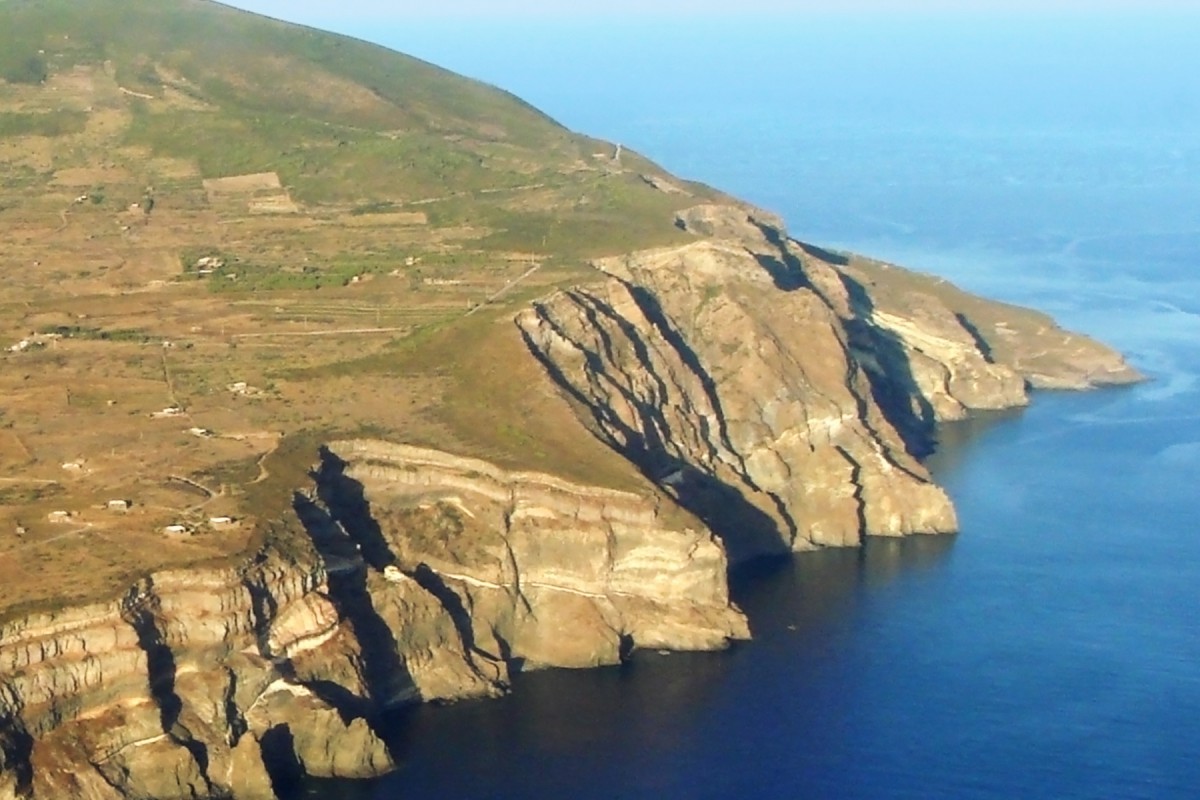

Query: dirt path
[231,326,410,339]
[465,263,542,316]
[0,523,94,558]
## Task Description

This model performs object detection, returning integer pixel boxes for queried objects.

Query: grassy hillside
[0,0,723,615]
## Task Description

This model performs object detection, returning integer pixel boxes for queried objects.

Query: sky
[212,0,1199,137]
[220,0,1198,23]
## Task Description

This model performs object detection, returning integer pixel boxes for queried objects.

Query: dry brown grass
[0,42,698,618]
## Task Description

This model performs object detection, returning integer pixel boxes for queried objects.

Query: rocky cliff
[517,205,1141,561]
[0,441,746,799]
[0,205,1141,799]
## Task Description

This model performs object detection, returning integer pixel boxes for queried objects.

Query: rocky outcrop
[0,442,747,799]
[517,204,1141,561]
[309,441,749,670]
[0,554,402,800]
[0,204,1141,798]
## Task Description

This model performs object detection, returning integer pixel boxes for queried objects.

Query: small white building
[209,516,236,527]
[188,427,214,438]
[107,499,131,512]
[48,511,73,523]
[163,524,191,536]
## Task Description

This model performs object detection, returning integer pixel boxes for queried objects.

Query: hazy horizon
[221,0,1200,22]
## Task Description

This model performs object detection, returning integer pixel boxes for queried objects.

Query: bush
[2,55,48,85]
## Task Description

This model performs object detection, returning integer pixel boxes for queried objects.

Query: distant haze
[221,0,1199,23]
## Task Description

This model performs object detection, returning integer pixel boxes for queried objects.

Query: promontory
[0,1,1142,797]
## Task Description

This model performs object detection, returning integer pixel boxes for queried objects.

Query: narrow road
[465,263,542,316]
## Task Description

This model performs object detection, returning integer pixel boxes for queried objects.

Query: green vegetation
[0,482,64,505]
[38,325,152,343]
[0,111,87,138]
[0,54,47,85]
[0,0,706,614]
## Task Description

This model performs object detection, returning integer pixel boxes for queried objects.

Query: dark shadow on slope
[241,571,279,660]
[0,719,34,796]
[301,451,503,699]
[310,448,394,572]
[122,599,212,787]
[260,724,304,798]
[954,312,995,363]
[664,469,793,564]
[837,271,939,459]
[747,218,809,291]
[292,491,413,713]
[410,563,484,660]
[752,252,809,291]
[307,450,492,671]
[517,312,789,565]
[795,240,850,266]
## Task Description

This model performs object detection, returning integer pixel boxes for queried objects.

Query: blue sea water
[298,13,1200,800]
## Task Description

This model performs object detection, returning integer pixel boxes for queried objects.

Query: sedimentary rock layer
[0,443,746,799]
[313,440,748,669]
[516,205,1140,561]
[0,205,1140,799]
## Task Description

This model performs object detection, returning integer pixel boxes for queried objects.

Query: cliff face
[0,556,397,800]
[312,441,747,669]
[516,205,1140,561]
[0,204,1141,799]
[0,442,746,799]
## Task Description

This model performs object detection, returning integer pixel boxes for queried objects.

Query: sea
[292,11,1200,800]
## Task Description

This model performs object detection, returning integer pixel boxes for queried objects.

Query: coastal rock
[0,203,1141,799]
[0,551,400,799]
[0,440,748,797]
[229,735,276,800]
[308,440,750,670]
[516,205,1141,560]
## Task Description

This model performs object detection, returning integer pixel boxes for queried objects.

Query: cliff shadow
[663,468,794,564]
[795,240,850,267]
[122,599,211,783]
[259,724,304,798]
[308,450,491,667]
[837,271,939,459]
[311,447,395,572]
[748,218,809,291]
[408,563,492,668]
[954,312,995,363]
[517,301,791,566]
[0,720,34,796]
[291,490,414,717]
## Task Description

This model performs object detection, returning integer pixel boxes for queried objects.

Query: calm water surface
[299,14,1200,799]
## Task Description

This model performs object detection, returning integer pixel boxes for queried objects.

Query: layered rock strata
[516,205,1141,561]
[0,443,746,799]
[0,204,1141,799]
[312,441,748,670]
[0,557,396,800]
